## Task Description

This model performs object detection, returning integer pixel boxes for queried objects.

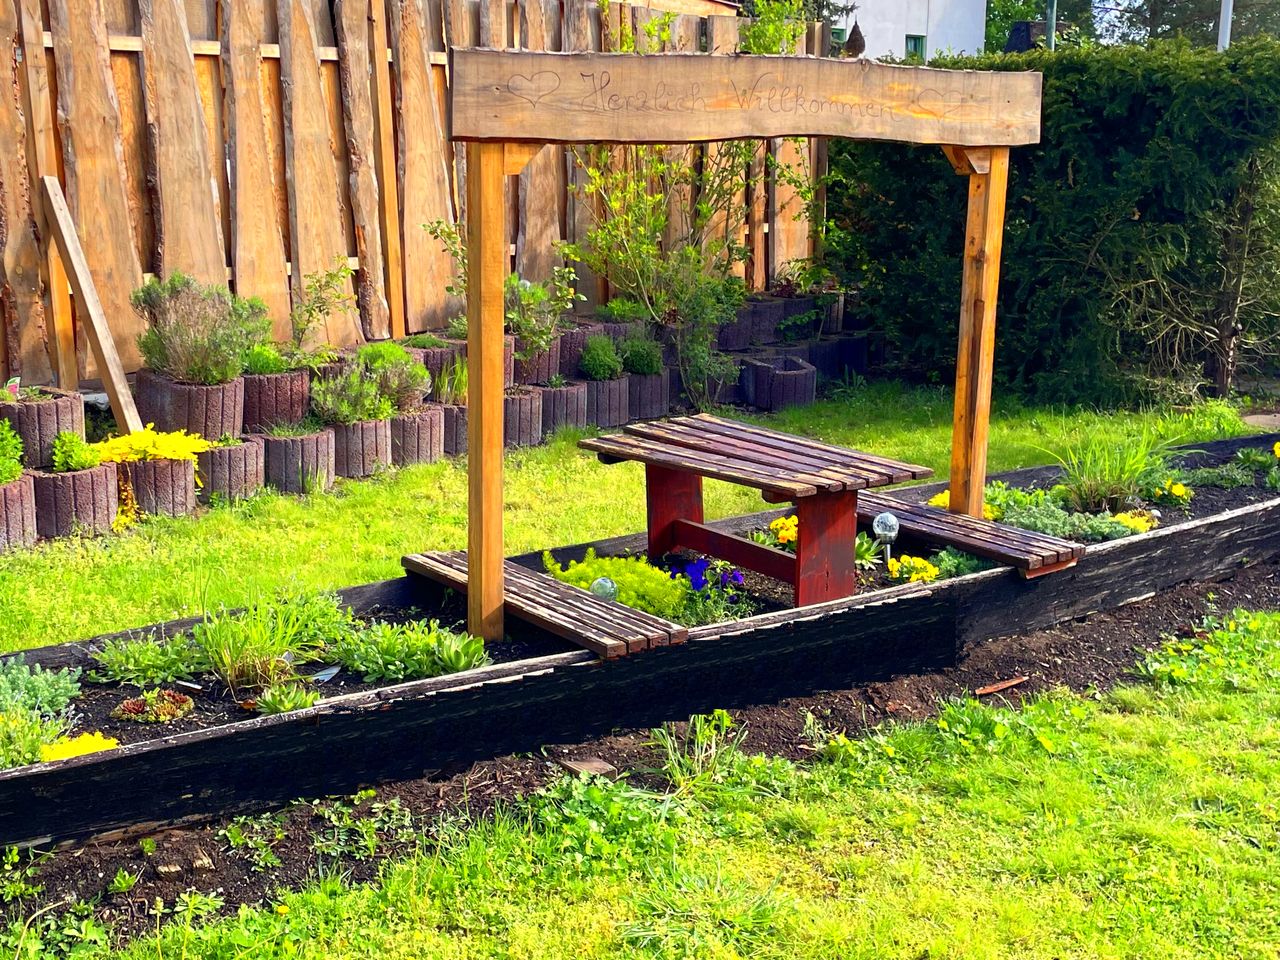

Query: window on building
[905,34,927,60]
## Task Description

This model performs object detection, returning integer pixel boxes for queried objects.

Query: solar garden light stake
[872,511,900,563]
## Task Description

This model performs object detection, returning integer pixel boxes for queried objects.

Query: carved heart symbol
[507,71,560,107]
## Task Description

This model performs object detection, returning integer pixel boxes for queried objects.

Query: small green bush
[243,342,291,376]
[310,368,394,425]
[579,334,623,382]
[331,621,487,682]
[0,657,80,718]
[1180,462,1255,489]
[620,336,664,376]
[545,549,689,621]
[1050,432,1174,513]
[254,683,321,715]
[133,272,268,385]
[930,547,994,579]
[91,635,207,687]
[51,432,102,473]
[0,420,23,484]
[356,343,431,413]
[596,298,650,324]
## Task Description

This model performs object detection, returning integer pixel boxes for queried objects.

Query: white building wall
[837,0,988,59]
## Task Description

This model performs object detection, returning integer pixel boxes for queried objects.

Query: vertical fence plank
[0,0,51,384]
[768,31,809,281]
[139,0,227,284]
[391,0,459,330]
[514,0,562,282]
[662,14,699,250]
[705,14,745,279]
[224,0,292,334]
[18,0,74,387]
[562,0,599,308]
[48,0,146,370]
[368,0,406,338]
[808,21,829,259]
[443,0,474,225]
[278,0,360,345]
[335,0,391,340]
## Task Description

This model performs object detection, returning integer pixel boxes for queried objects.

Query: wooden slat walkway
[858,491,1085,574]
[403,551,688,659]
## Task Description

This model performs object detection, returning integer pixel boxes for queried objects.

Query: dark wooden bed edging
[2,439,1278,848]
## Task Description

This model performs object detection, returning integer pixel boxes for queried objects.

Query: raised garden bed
[31,462,117,537]
[0,435,1277,848]
[539,381,587,434]
[121,459,196,518]
[0,386,84,468]
[513,337,561,386]
[262,429,335,494]
[585,377,629,428]
[740,355,817,411]
[134,370,244,440]
[391,407,445,466]
[503,388,543,448]
[196,437,264,503]
[628,370,670,421]
[331,420,391,478]
[242,370,309,433]
[0,473,36,552]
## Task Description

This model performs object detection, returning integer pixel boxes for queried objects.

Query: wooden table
[580,414,933,606]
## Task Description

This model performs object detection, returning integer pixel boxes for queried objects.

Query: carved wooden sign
[449,48,1042,147]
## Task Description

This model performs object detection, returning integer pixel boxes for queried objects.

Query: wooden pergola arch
[449,48,1043,640]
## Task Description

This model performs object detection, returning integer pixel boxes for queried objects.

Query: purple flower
[685,558,712,592]
[721,568,746,588]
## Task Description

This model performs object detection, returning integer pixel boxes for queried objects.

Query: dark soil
[10,557,1280,945]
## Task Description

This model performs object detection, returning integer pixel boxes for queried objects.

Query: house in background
[832,0,989,59]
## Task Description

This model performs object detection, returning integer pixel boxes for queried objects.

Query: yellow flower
[928,489,997,521]
[39,731,118,763]
[1170,482,1188,499]
[887,555,939,584]
[1274,441,1280,459]
[275,904,290,916]
[91,425,212,464]
[1113,510,1157,534]
[769,515,798,545]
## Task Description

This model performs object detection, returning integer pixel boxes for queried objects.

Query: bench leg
[646,465,703,558]
[795,490,858,606]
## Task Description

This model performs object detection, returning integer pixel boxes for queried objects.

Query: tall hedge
[827,38,1280,403]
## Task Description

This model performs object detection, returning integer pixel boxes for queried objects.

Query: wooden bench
[403,551,688,659]
[580,414,934,606]
[857,491,1084,577]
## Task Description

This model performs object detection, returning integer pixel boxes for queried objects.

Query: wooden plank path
[858,491,1084,575]
[403,551,688,659]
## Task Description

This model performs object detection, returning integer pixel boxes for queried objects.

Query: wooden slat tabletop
[580,415,933,497]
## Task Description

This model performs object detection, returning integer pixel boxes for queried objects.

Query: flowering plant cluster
[668,557,755,626]
[92,425,212,463]
[927,489,999,521]
[1274,441,1280,460]
[887,555,940,584]
[1149,477,1193,510]
[1112,510,1159,534]
[111,688,195,724]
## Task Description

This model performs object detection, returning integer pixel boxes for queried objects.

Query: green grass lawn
[57,608,1279,960]
[0,385,1251,653]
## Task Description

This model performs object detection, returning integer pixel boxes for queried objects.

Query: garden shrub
[596,298,650,324]
[544,550,689,622]
[242,342,292,376]
[133,272,268,385]
[579,334,624,381]
[930,547,994,579]
[827,38,1280,402]
[355,343,431,413]
[619,335,665,376]
[1179,462,1255,489]
[0,421,22,484]
[311,368,394,425]
[91,427,211,463]
[400,333,447,349]
[504,269,581,358]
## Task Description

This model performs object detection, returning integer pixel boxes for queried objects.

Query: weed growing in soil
[311,790,417,864]
[106,868,140,896]
[0,848,43,903]
[221,813,287,872]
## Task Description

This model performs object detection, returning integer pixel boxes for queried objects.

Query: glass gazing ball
[589,576,619,601]
[872,511,900,543]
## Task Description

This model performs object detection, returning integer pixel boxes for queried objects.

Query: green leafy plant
[310,367,394,425]
[311,789,417,864]
[1048,432,1176,513]
[930,547,994,579]
[545,549,688,621]
[0,420,23,484]
[266,415,326,438]
[433,357,468,406]
[545,372,568,388]
[253,683,320,715]
[1267,466,1280,491]
[1138,611,1278,689]
[1179,462,1255,489]
[49,432,101,473]
[649,709,748,801]
[133,272,268,385]
[0,657,80,718]
[106,867,141,895]
[242,342,292,376]
[505,268,582,359]
[90,634,207,687]
[597,298,650,324]
[579,334,624,381]
[110,688,194,723]
[356,342,432,413]
[425,219,468,302]
[221,812,286,872]
[1,846,45,903]
[330,620,487,682]
[854,532,883,571]
[619,335,664,376]
[1234,446,1275,471]
[0,709,65,771]
[193,592,353,695]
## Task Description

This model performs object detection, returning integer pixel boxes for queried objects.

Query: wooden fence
[0,0,827,386]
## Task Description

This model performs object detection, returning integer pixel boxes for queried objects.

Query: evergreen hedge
[826,38,1280,403]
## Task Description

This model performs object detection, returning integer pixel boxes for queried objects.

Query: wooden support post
[368,0,406,339]
[948,146,1010,518]
[794,490,858,606]
[466,142,507,642]
[645,465,704,557]
[40,177,142,434]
